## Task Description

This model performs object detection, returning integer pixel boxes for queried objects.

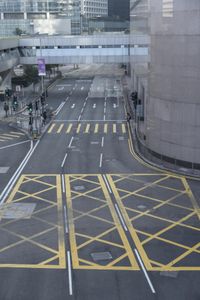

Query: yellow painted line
[113,123,116,133]
[98,175,139,269]
[107,175,152,270]
[48,123,56,133]
[57,175,66,268]
[0,135,12,140]
[85,123,90,133]
[122,124,126,134]
[66,123,73,133]
[94,124,99,133]
[77,123,81,133]
[10,131,25,136]
[0,174,66,269]
[182,178,200,220]
[166,242,200,269]
[104,123,108,133]
[65,175,79,268]
[2,133,20,138]
[57,124,64,133]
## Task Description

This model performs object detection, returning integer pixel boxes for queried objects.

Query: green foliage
[24,65,40,85]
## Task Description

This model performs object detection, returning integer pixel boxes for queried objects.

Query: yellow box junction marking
[65,174,139,270]
[0,175,66,269]
[107,174,200,271]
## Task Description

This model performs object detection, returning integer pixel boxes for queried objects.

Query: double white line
[0,140,39,204]
[55,101,66,116]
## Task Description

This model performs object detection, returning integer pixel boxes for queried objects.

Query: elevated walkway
[0,33,149,72]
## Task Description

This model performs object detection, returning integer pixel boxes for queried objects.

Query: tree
[24,65,40,92]
[14,28,26,36]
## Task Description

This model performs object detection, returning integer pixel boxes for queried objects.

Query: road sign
[37,58,46,76]
[16,85,21,92]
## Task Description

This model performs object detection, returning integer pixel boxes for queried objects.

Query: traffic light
[12,96,18,111]
[131,91,138,110]
[29,115,33,125]
[5,88,12,97]
[35,100,39,111]
[40,95,45,106]
[27,102,33,113]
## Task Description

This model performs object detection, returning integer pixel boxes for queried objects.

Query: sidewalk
[122,75,200,178]
[0,73,60,139]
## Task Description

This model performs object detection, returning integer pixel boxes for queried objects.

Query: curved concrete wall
[146,0,200,165]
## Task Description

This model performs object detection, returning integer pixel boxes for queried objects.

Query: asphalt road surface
[0,67,199,300]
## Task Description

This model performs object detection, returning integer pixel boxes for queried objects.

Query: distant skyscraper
[80,0,108,19]
[108,0,130,20]
[0,0,81,36]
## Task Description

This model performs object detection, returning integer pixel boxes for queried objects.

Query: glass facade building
[0,0,81,36]
[130,0,200,168]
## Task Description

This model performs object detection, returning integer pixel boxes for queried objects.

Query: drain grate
[0,203,36,219]
[160,271,179,278]
[91,252,112,262]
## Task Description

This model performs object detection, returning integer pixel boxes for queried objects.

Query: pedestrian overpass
[0,33,149,73]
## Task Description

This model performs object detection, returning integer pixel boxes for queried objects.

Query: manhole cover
[91,252,112,262]
[137,205,147,210]
[74,185,85,191]
[119,137,124,141]
[160,271,178,278]
[0,203,36,219]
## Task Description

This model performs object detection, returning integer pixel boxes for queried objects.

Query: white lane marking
[0,140,30,150]
[78,115,81,121]
[114,204,128,232]
[104,108,106,114]
[83,102,86,107]
[73,86,75,90]
[58,87,64,91]
[103,175,112,194]
[68,137,74,148]
[61,153,68,168]
[55,101,65,115]
[61,174,66,193]
[85,97,88,100]
[54,119,126,122]
[67,251,73,295]
[103,115,106,121]
[93,104,96,109]
[134,249,156,294]
[113,104,117,108]
[81,108,84,113]
[0,140,39,204]
[65,97,69,101]
[81,86,84,90]
[64,205,68,233]
[71,104,75,109]
[99,153,103,168]
[104,102,106,108]
[101,137,104,148]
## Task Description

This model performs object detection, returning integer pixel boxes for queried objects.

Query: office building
[0,0,81,36]
[80,0,108,19]
[130,0,200,169]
